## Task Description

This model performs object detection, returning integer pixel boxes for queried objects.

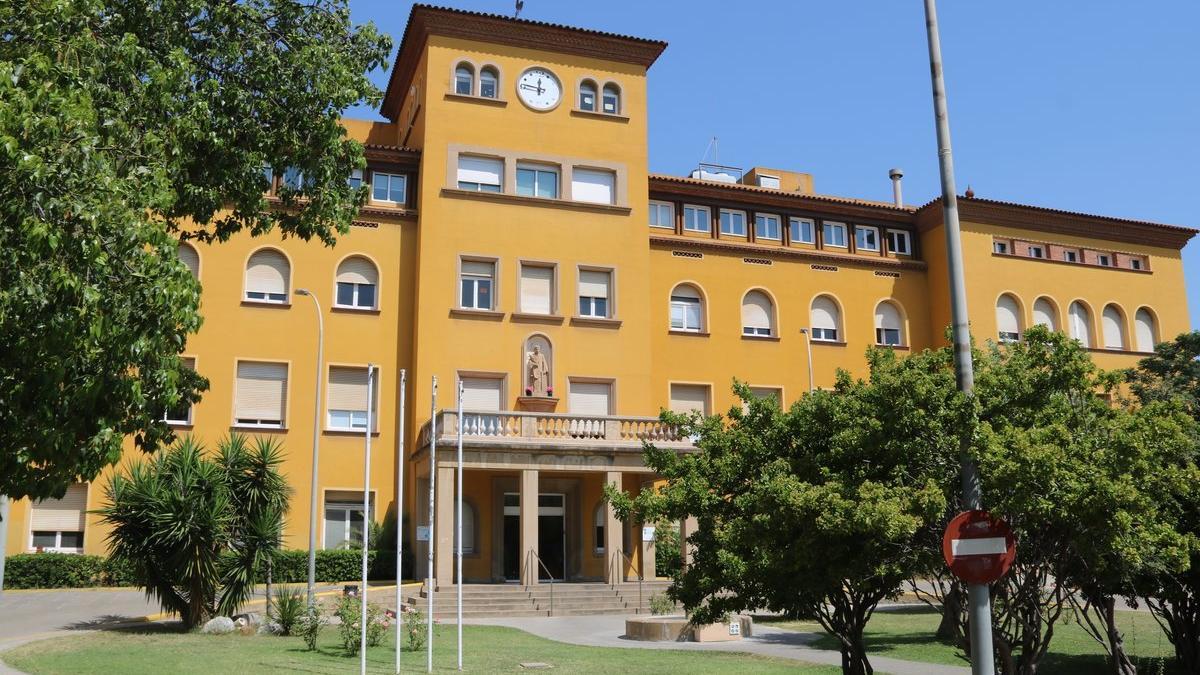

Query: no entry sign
[942,510,1016,584]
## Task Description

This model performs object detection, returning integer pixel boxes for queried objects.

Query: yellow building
[6,6,1194,588]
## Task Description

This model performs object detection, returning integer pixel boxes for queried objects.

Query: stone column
[680,516,699,570]
[603,471,623,584]
[519,468,539,586]
[434,466,455,586]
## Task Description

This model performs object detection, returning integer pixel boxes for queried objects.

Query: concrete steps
[404,581,673,618]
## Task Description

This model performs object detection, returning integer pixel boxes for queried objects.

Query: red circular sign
[942,510,1016,584]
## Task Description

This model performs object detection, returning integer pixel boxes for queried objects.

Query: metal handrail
[609,548,644,614]
[525,549,556,616]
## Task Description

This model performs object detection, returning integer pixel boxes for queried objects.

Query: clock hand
[520,83,541,92]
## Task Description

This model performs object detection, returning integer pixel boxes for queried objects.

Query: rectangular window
[323,491,374,550]
[757,175,781,189]
[572,168,616,204]
[670,296,702,332]
[745,386,783,410]
[1131,258,1142,270]
[1098,254,1111,266]
[755,214,781,240]
[812,327,838,342]
[994,241,1009,254]
[29,483,87,552]
[336,281,376,309]
[669,384,710,415]
[568,380,612,416]
[876,328,902,346]
[519,264,555,315]
[886,229,912,255]
[789,217,815,244]
[164,357,196,425]
[578,269,611,318]
[455,70,472,95]
[327,366,377,431]
[348,169,363,189]
[579,88,595,111]
[234,361,287,428]
[457,155,503,192]
[1064,250,1078,263]
[516,163,559,199]
[855,226,880,252]
[649,201,674,229]
[602,89,619,114]
[683,205,711,233]
[719,209,747,236]
[823,221,847,248]
[372,172,406,204]
[459,260,495,310]
[281,166,304,190]
[1029,246,1044,259]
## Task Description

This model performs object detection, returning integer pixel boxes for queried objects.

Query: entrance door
[501,492,567,581]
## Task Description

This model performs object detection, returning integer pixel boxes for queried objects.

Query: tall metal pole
[0,495,9,595]
[295,289,324,608]
[427,376,437,673]
[921,2,994,673]
[360,365,377,675]
[456,380,464,670]
[395,369,406,674]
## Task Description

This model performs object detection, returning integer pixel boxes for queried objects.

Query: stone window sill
[571,316,623,328]
[511,312,565,325]
[570,109,630,122]
[741,334,781,342]
[445,92,508,107]
[332,306,381,315]
[449,308,505,321]
[241,300,291,309]
[441,188,631,215]
[669,329,710,337]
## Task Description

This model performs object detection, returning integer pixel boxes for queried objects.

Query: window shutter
[328,366,369,412]
[669,384,709,414]
[1069,302,1092,347]
[236,362,287,422]
[245,250,288,296]
[569,381,611,415]
[457,156,502,185]
[572,169,615,204]
[811,297,839,331]
[461,378,503,410]
[1135,309,1156,352]
[337,257,378,286]
[742,292,772,331]
[1033,299,1057,330]
[875,302,901,331]
[178,244,199,278]
[579,270,610,298]
[31,483,87,531]
[520,266,553,314]
[461,260,494,277]
[996,296,1021,335]
[1102,306,1124,348]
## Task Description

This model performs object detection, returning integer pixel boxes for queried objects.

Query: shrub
[403,607,427,652]
[3,554,102,588]
[654,525,682,579]
[270,587,305,636]
[649,592,676,616]
[296,604,324,651]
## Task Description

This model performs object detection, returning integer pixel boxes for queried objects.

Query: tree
[96,434,292,628]
[1127,331,1200,673]
[0,0,390,501]
[610,349,968,675]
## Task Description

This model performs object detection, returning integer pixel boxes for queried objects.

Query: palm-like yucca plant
[97,434,291,628]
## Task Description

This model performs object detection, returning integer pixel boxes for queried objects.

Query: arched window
[1069,301,1093,348]
[1102,305,1126,350]
[874,301,904,346]
[593,502,606,553]
[579,80,597,111]
[669,284,703,332]
[1135,308,1158,352]
[741,290,774,336]
[996,294,1022,342]
[1032,297,1058,331]
[178,242,199,279]
[479,66,498,99]
[335,256,379,310]
[602,84,620,114]
[454,63,474,96]
[810,296,841,342]
[454,502,476,555]
[244,249,289,303]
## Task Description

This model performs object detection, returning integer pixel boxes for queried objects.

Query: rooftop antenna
[514,0,524,18]
[699,136,719,166]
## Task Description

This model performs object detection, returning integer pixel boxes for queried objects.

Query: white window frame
[323,500,372,550]
[29,530,83,553]
[1028,246,1044,259]
[348,168,364,189]
[459,259,496,311]
[326,365,377,432]
[164,357,196,426]
[457,155,503,193]
[755,214,781,241]
[719,209,747,236]
[1098,254,1111,267]
[335,281,376,310]
[571,168,616,205]
[823,221,848,248]
[994,241,1009,254]
[649,201,674,229]
[577,268,612,319]
[1131,258,1143,270]
[479,67,498,99]
[371,172,406,205]
[670,291,703,332]
[790,217,815,244]
[886,229,911,255]
[855,225,880,252]
[579,81,597,111]
[757,174,781,189]
[516,163,560,199]
[454,64,474,96]
[601,84,621,115]
[593,502,606,554]
[1064,250,1078,263]
[683,205,711,233]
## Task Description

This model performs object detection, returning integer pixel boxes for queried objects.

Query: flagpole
[427,376,437,674]
[456,380,465,670]
[395,368,406,674]
[360,365,376,675]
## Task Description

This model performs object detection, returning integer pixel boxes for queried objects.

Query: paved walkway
[467,613,970,675]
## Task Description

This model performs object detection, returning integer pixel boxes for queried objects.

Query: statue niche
[518,335,558,413]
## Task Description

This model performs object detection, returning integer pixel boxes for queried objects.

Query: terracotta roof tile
[917,195,1195,234]
[409,4,668,51]
[648,174,915,213]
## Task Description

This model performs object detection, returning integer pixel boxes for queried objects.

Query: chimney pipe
[888,168,904,207]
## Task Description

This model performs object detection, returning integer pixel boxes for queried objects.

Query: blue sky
[347,1,1199,326]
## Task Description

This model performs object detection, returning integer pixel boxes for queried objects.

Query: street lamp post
[799,328,814,393]
[295,288,324,607]
[920,1,995,673]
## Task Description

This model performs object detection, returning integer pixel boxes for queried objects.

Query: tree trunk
[1169,609,1200,675]
[839,638,873,675]
[1097,596,1137,675]
[265,558,274,620]
[937,583,964,641]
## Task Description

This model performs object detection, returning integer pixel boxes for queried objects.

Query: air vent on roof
[811,264,839,272]
[672,250,703,259]
[874,270,901,279]
[743,257,772,266]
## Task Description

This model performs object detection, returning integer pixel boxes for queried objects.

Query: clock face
[516,67,562,111]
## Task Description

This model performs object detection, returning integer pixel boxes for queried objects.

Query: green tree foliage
[610,349,969,675]
[1127,331,1200,672]
[96,434,292,628]
[0,0,390,501]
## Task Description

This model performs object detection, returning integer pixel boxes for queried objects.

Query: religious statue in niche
[524,337,553,398]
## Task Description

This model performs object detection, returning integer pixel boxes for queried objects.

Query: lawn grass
[2,622,841,674]
[767,605,1179,674]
